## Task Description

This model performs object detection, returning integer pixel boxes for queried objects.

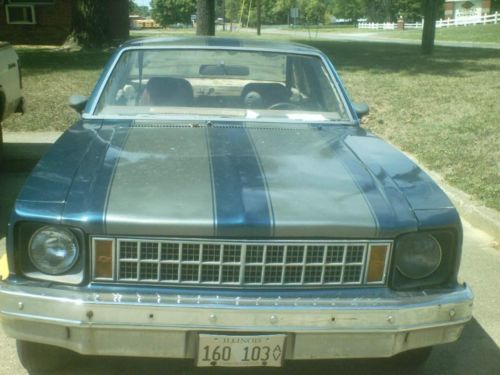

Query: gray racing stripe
[248,126,378,238]
[105,126,215,236]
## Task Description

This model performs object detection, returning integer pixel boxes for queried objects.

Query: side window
[287,55,346,114]
[289,58,310,97]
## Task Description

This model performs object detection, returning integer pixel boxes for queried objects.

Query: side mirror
[68,95,88,114]
[352,102,369,119]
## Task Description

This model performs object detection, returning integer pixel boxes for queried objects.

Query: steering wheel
[268,102,297,110]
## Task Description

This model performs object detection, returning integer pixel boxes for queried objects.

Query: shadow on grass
[294,40,500,76]
[16,48,112,76]
[15,40,500,80]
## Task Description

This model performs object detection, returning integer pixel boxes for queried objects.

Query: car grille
[93,238,391,287]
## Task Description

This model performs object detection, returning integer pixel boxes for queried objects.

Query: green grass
[312,40,500,211]
[3,36,499,211]
[3,46,111,133]
[377,23,500,44]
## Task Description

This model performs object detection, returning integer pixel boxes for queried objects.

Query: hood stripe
[326,134,398,237]
[207,125,273,237]
[62,125,131,233]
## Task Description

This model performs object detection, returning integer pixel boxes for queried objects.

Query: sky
[134,0,150,8]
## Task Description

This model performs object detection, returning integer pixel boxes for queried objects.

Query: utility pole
[247,0,253,28]
[239,0,246,27]
[256,0,261,35]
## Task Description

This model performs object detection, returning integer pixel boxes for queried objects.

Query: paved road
[133,27,500,50]
[0,133,499,374]
[240,26,500,50]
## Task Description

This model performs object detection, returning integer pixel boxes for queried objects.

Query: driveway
[0,132,499,374]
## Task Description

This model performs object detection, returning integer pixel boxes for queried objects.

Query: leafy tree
[151,0,196,26]
[67,0,129,48]
[301,0,328,25]
[331,0,366,22]
[129,0,151,17]
[332,0,424,22]
[225,0,240,24]
[492,0,500,12]
[396,0,424,21]
[269,0,295,24]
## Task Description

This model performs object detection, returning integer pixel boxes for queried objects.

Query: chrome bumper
[0,283,473,360]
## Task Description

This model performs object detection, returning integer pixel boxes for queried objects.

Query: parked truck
[0,42,25,161]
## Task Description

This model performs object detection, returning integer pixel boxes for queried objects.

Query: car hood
[17,120,454,239]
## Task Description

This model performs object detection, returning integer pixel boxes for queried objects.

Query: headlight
[29,226,79,275]
[395,233,442,280]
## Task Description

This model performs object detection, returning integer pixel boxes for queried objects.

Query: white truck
[0,42,25,160]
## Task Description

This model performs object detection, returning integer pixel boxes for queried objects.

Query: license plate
[197,334,286,367]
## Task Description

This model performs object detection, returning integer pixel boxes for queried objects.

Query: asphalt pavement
[241,26,500,50]
[0,132,499,374]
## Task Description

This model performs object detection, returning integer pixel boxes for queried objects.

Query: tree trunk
[197,0,216,36]
[421,0,439,55]
[256,0,261,35]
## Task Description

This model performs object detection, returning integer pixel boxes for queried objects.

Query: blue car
[0,37,473,372]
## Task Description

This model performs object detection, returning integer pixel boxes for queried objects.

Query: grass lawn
[375,23,500,44]
[2,36,499,211]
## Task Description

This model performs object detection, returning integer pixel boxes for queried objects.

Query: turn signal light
[94,239,114,279]
[366,244,389,283]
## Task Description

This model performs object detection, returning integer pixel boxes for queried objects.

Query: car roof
[122,36,321,55]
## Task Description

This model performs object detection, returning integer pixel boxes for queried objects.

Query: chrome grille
[94,238,391,287]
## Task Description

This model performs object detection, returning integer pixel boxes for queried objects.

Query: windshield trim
[82,113,357,126]
[86,45,355,124]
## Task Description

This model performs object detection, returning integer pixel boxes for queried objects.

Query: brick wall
[0,1,73,45]
[0,0,129,46]
[482,0,492,13]
[445,2,454,18]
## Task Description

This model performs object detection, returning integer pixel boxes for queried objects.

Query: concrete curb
[402,151,500,246]
[427,171,500,246]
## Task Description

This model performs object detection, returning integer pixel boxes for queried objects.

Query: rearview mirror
[68,95,88,114]
[352,102,369,119]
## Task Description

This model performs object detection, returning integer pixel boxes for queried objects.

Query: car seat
[141,77,193,106]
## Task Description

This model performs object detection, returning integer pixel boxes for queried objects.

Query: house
[444,0,492,18]
[0,0,129,45]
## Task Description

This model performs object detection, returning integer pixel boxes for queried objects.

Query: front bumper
[0,282,473,360]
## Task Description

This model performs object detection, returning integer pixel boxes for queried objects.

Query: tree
[129,0,151,17]
[301,0,328,25]
[332,0,424,23]
[331,0,366,22]
[225,0,240,30]
[269,0,295,25]
[197,0,216,35]
[67,0,129,48]
[492,0,500,12]
[421,0,440,55]
[396,0,424,21]
[256,0,262,35]
[151,0,196,27]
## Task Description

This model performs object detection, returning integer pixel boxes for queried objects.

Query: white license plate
[197,334,286,367]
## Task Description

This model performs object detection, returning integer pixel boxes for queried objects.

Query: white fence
[358,12,499,30]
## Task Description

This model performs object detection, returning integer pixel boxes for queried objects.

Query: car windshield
[94,49,351,122]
